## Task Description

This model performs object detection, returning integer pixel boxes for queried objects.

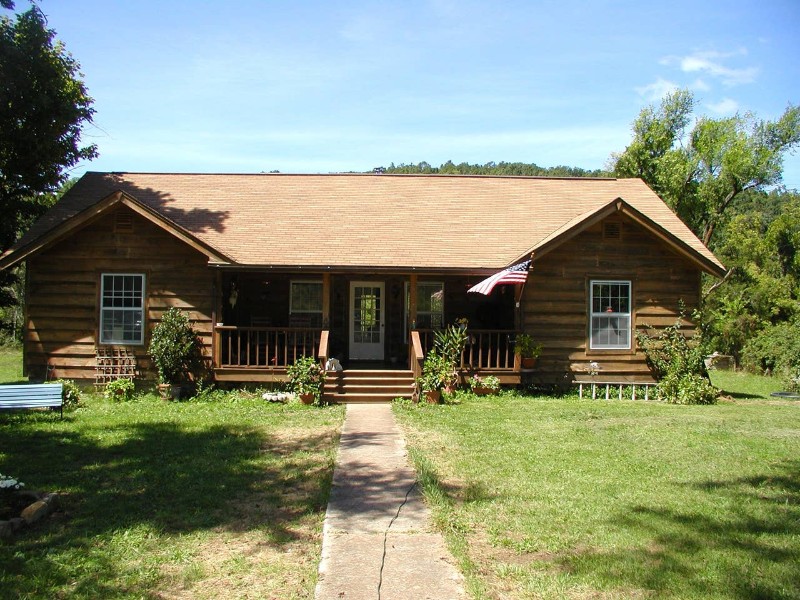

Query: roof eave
[526,198,727,278]
[0,190,234,271]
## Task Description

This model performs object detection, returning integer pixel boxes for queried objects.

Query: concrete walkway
[315,403,465,600]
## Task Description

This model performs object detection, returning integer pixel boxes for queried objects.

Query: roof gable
[0,188,231,270]
[1,172,725,276]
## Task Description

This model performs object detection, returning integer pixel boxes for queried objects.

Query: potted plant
[516,334,542,369]
[433,324,469,393]
[148,308,205,399]
[468,374,500,395]
[287,356,326,405]
[416,349,450,403]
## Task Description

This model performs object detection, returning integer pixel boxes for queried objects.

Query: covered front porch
[210,270,524,386]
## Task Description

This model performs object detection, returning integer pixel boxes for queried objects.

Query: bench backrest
[0,383,64,409]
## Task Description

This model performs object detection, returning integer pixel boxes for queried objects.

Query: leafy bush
[103,378,136,402]
[286,356,326,404]
[741,320,800,392]
[657,372,718,405]
[148,308,205,384]
[47,379,81,408]
[636,311,718,405]
[417,349,452,392]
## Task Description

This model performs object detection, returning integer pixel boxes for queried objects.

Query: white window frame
[589,280,632,350]
[405,281,445,332]
[290,280,323,319]
[100,273,146,345]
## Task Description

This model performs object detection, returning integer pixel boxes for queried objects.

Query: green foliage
[613,89,800,246]
[636,312,718,404]
[148,308,205,384]
[468,374,500,392]
[286,355,326,404]
[103,378,136,402]
[741,320,800,392]
[381,160,609,177]
[47,378,81,408]
[703,190,799,361]
[418,325,469,392]
[433,325,468,369]
[515,333,542,358]
[0,6,96,256]
[417,348,452,392]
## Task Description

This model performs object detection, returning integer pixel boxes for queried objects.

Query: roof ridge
[91,171,619,182]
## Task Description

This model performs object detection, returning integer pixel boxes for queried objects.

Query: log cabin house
[0,172,725,400]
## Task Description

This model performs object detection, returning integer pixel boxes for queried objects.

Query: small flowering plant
[0,473,24,491]
[468,374,500,392]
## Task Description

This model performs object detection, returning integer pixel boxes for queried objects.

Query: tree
[0,3,97,257]
[0,3,96,336]
[612,90,800,246]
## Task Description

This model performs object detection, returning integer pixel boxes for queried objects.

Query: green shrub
[741,320,800,391]
[148,308,205,385]
[636,310,718,405]
[657,372,718,405]
[103,378,136,402]
[47,379,81,408]
[286,356,326,405]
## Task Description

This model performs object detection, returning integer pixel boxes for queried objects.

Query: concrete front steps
[323,369,415,403]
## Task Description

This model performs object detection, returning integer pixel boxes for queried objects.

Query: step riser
[324,370,415,403]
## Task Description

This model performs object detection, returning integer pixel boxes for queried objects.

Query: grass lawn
[0,351,344,599]
[395,387,800,599]
[0,345,25,384]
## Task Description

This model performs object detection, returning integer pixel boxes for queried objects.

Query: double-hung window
[406,281,444,330]
[589,280,631,350]
[290,281,323,327]
[100,274,145,345]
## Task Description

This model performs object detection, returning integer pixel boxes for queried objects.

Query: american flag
[468,260,531,295]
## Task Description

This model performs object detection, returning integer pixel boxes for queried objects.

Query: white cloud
[705,98,739,115]
[674,49,759,86]
[635,77,680,101]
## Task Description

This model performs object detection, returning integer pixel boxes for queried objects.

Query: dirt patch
[155,422,338,600]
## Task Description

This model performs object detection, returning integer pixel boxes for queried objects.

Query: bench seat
[0,383,64,417]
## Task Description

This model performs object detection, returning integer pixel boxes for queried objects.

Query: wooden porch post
[213,271,222,368]
[322,272,331,328]
[408,274,418,330]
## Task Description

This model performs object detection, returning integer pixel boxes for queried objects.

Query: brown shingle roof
[7,172,725,274]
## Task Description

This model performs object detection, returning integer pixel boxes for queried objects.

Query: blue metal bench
[0,383,64,418]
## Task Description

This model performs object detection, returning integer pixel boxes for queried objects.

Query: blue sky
[14,0,800,188]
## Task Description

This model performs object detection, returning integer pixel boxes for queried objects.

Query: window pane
[291,282,323,313]
[100,274,145,345]
[590,280,631,350]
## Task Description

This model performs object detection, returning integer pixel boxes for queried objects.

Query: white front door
[349,281,385,361]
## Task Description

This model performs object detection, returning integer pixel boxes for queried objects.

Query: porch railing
[416,328,519,371]
[215,326,322,368]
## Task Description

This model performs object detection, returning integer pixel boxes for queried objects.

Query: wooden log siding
[24,207,214,381]
[523,215,701,384]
